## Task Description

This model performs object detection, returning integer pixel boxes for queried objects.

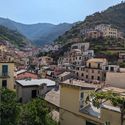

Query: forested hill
[55,1,125,44]
[0,25,30,48]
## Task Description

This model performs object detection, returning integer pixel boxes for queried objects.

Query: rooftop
[16,69,27,75]
[45,89,60,107]
[58,72,71,77]
[16,79,56,87]
[62,79,97,89]
[103,86,125,94]
[87,58,107,63]
[102,104,120,113]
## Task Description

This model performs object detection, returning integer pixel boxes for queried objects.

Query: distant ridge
[0,17,73,46]
[0,25,30,48]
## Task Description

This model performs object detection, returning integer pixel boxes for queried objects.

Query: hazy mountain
[0,17,73,45]
[0,25,30,48]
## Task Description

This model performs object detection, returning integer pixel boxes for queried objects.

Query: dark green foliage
[0,25,30,48]
[0,88,19,125]
[0,89,58,125]
[18,99,58,125]
[18,99,48,125]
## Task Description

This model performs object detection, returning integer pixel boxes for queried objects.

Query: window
[92,70,94,73]
[80,92,84,109]
[104,122,110,125]
[31,90,37,98]
[81,68,84,71]
[2,80,7,88]
[81,73,84,77]
[97,76,100,80]
[98,63,100,69]
[86,121,96,125]
[79,57,82,60]
[86,75,88,79]
[80,92,84,99]
[110,67,114,71]
[76,72,79,77]
[77,67,79,70]
[91,76,94,80]
[81,46,85,51]
[2,65,8,76]
[105,66,109,70]
[89,63,91,68]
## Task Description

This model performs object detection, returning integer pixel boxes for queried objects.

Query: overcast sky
[0,0,123,24]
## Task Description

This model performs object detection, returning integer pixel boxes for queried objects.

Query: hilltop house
[95,24,123,38]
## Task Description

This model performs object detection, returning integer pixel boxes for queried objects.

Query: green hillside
[52,2,125,66]
[0,25,30,47]
[55,2,125,45]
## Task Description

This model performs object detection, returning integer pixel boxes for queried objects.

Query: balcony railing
[0,72,10,78]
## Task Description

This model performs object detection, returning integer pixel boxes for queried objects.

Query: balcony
[0,72,10,78]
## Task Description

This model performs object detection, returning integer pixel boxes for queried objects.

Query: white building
[16,79,56,103]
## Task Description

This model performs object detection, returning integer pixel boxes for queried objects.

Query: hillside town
[1,0,125,124]
[0,22,125,125]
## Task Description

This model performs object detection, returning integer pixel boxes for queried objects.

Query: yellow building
[95,24,123,38]
[0,62,15,90]
[60,79,123,125]
[0,44,7,52]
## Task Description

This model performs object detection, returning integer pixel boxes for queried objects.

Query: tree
[86,90,125,125]
[18,98,57,125]
[0,88,19,125]
[0,89,58,125]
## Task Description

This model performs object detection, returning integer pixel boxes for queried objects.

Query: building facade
[73,58,108,83]
[16,79,56,103]
[60,80,124,125]
[95,24,123,38]
[0,62,15,90]
[85,30,103,39]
